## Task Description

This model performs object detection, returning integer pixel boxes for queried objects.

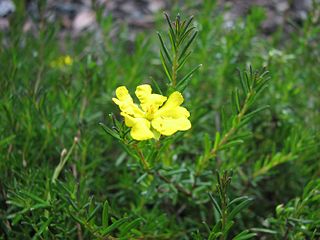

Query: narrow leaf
[228,196,249,209]
[102,200,109,227]
[180,15,194,37]
[176,64,202,91]
[99,123,121,140]
[100,217,129,236]
[0,134,15,147]
[151,78,163,95]
[228,198,253,221]
[179,27,196,46]
[160,50,173,83]
[233,230,257,240]
[177,51,191,71]
[179,31,198,61]
[120,218,143,237]
[219,140,244,151]
[87,204,100,222]
[19,191,47,205]
[157,32,172,64]
[209,193,222,217]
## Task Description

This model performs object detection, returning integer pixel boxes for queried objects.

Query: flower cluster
[112,84,191,140]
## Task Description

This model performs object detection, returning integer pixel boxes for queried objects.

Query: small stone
[0,0,15,17]
[73,10,96,32]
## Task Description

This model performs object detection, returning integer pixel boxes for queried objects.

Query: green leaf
[179,31,198,61]
[209,231,223,240]
[223,220,234,235]
[100,217,130,236]
[179,15,194,38]
[69,211,85,225]
[157,32,172,65]
[32,217,53,239]
[204,133,212,156]
[151,78,163,95]
[255,83,269,97]
[231,89,241,114]
[99,122,121,140]
[227,198,253,221]
[67,198,79,211]
[238,69,249,94]
[239,105,269,128]
[209,193,222,217]
[213,131,221,151]
[177,51,191,71]
[219,140,244,151]
[251,228,277,234]
[30,203,51,211]
[160,50,173,83]
[19,190,47,205]
[244,72,251,91]
[179,26,196,46]
[136,172,148,183]
[164,13,176,51]
[87,204,100,223]
[233,230,257,240]
[176,64,202,91]
[102,200,109,227]
[228,196,250,209]
[120,218,143,237]
[210,220,222,237]
[164,13,175,37]
[0,134,15,147]
[202,221,212,233]
[163,168,188,176]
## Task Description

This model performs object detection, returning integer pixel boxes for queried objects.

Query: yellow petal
[135,84,167,112]
[121,113,154,140]
[156,91,184,115]
[135,84,152,104]
[156,106,190,119]
[155,91,190,120]
[113,86,144,117]
[115,86,133,102]
[164,91,184,107]
[151,117,191,136]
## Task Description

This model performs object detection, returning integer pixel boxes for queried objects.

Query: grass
[1,1,320,239]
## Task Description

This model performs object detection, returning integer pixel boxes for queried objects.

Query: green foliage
[1,1,320,239]
[158,13,201,91]
[206,171,255,240]
[265,179,320,239]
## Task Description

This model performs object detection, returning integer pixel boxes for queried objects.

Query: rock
[73,10,96,32]
[0,0,15,17]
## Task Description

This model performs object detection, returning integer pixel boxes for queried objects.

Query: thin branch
[156,171,192,197]
[132,144,192,198]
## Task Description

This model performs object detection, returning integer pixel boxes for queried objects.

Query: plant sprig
[158,13,201,91]
[196,67,270,175]
[201,171,255,240]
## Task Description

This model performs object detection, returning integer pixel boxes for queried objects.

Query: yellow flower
[63,55,73,65]
[50,55,73,68]
[112,84,191,141]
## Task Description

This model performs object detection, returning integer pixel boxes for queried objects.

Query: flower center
[145,105,157,120]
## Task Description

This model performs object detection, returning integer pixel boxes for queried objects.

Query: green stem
[156,171,192,197]
[132,144,192,197]
[171,49,179,88]
[52,138,78,184]
[196,92,253,175]
[132,144,150,170]
[220,193,227,240]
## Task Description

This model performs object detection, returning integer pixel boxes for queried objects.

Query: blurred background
[0,0,315,36]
